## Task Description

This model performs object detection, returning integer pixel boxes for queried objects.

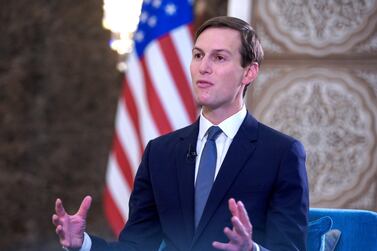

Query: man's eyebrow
[192,47,203,53]
[192,47,232,54]
[212,49,232,55]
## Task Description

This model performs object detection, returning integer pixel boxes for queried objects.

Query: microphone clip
[186,144,197,161]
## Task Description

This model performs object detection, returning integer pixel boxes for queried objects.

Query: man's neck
[202,104,244,125]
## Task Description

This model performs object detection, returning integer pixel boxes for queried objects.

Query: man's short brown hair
[195,16,264,68]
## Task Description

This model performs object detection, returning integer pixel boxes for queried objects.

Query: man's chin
[195,94,214,107]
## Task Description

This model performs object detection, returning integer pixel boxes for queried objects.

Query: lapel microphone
[186,144,197,161]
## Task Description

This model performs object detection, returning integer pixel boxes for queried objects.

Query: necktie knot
[207,126,222,141]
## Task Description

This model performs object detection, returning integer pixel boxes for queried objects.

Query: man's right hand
[52,195,92,249]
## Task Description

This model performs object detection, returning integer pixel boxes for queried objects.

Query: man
[53,16,309,251]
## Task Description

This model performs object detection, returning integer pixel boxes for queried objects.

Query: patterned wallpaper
[247,0,377,210]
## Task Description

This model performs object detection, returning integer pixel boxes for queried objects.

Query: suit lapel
[192,113,259,243]
[176,121,199,242]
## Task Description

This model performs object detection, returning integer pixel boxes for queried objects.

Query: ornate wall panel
[256,0,377,56]
[248,0,377,210]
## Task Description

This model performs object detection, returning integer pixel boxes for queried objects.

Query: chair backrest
[309,208,377,251]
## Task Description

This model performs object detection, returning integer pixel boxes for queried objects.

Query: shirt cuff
[253,242,260,251]
[79,232,92,251]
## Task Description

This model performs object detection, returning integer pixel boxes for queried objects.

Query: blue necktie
[195,126,222,228]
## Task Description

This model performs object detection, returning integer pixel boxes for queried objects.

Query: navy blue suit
[92,113,309,251]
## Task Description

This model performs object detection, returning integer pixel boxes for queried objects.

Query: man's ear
[242,63,259,85]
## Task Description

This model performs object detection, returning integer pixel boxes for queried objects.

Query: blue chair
[309,208,377,251]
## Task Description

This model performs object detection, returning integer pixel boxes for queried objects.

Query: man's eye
[193,53,202,59]
[215,55,225,61]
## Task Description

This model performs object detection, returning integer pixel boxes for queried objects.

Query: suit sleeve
[263,140,309,251]
[91,141,163,251]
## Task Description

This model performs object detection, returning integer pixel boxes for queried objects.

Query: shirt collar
[198,105,247,140]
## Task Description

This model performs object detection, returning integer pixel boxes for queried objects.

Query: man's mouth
[196,80,213,88]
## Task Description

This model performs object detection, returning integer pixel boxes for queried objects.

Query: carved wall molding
[255,24,284,54]
[355,31,377,53]
[256,0,377,56]
[250,0,377,210]
[250,67,377,207]
[348,181,377,209]
[354,69,377,99]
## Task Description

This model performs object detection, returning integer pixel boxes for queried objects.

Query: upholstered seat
[309,208,377,251]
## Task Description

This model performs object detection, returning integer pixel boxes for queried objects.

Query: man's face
[190,27,254,115]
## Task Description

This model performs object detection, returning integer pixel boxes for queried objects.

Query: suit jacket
[91,113,309,251]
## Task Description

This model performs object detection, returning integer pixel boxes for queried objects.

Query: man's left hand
[213,198,254,251]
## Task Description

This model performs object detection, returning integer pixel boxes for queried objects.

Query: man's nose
[199,57,212,74]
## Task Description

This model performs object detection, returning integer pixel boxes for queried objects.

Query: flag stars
[165,4,177,15]
[140,11,148,23]
[134,31,144,42]
[152,0,162,8]
[148,16,157,27]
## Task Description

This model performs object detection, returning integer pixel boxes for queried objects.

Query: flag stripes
[104,12,196,236]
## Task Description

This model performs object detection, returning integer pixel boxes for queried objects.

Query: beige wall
[0,1,119,250]
[247,0,377,211]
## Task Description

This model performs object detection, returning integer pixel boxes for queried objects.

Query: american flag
[104,0,197,235]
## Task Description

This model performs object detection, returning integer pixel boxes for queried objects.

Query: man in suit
[53,16,309,251]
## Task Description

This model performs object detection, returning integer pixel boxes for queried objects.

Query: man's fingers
[52,214,61,226]
[212,241,231,250]
[237,201,252,230]
[56,225,65,239]
[77,195,92,218]
[55,198,66,217]
[223,226,240,243]
[231,216,249,237]
[215,199,253,251]
[228,198,238,218]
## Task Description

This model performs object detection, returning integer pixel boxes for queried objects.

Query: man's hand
[213,198,254,251]
[52,195,92,249]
